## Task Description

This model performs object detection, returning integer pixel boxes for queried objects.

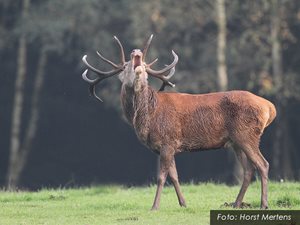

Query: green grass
[0,181,299,225]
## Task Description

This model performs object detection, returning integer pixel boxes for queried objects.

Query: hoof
[222,202,235,208]
[260,205,268,210]
[151,206,159,211]
[180,201,187,208]
[239,202,252,208]
[222,202,252,209]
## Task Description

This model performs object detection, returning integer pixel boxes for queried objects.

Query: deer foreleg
[151,149,173,210]
[169,157,186,207]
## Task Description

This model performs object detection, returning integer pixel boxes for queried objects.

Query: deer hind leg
[151,148,174,210]
[169,157,186,207]
[233,146,255,208]
[256,151,269,209]
[234,141,269,209]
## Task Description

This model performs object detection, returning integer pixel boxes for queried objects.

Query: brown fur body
[122,84,276,154]
[82,41,276,210]
[121,69,276,210]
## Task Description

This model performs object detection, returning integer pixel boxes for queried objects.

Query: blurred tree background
[1,0,300,190]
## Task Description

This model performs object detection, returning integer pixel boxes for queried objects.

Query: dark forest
[1,0,300,190]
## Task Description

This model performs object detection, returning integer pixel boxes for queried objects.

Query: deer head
[82,35,178,101]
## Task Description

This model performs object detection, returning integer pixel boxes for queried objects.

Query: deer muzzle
[131,49,143,70]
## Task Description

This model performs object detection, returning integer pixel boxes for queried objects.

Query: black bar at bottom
[210,210,300,225]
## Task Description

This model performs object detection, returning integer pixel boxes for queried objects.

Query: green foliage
[129,0,218,92]
[0,182,299,225]
[2,0,300,188]
[4,0,300,102]
[2,0,300,100]
[21,0,128,57]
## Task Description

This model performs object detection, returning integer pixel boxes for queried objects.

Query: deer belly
[181,126,228,151]
[181,138,224,150]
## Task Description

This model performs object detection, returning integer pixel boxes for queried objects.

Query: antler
[146,50,178,91]
[142,34,153,62]
[82,36,125,102]
[142,34,178,91]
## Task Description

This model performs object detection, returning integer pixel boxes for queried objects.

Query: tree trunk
[7,0,31,190]
[216,0,228,92]
[21,48,48,175]
[7,46,47,190]
[216,0,242,183]
[270,0,291,180]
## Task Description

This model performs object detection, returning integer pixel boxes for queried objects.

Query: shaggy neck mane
[121,81,157,143]
[133,83,157,127]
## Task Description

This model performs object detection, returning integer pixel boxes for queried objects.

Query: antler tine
[96,51,120,69]
[146,50,178,90]
[113,36,125,65]
[82,55,122,76]
[82,69,103,102]
[143,34,153,61]
[82,69,99,84]
[164,66,176,79]
[89,85,103,102]
[147,58,158,67]
[158,67,176,91]
[146,50,178,76]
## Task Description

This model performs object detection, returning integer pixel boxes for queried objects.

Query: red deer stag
[82,35,276,210]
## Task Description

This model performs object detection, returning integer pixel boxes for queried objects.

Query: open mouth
[133,55,142,69]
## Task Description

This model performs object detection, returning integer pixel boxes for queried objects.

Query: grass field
[0,181,299,225]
